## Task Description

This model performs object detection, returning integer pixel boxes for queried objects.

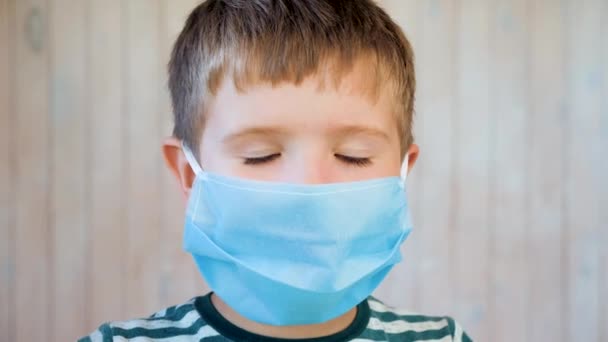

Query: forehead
[201,61,400,142]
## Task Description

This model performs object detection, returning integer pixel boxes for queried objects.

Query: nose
[284,150,333,185]
[300,165,331,185]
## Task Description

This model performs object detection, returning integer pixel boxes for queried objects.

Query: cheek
[198,135,232,175]
[366,157,402,179]
[373,148,403,178]
[326,154,402,183]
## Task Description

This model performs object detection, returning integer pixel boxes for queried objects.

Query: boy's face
[164,62,419,191]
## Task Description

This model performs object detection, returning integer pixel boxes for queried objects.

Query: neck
[210,293,358,339]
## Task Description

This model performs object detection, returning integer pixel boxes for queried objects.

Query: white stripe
[453,320,464,342]
[367,298,417,316]
[367,317,449,334]
[352,335,452,342]
[148,299,195,319]
[171,298,196,312]
[423,337,452,342]
[150,308,167,318]
[87,329,104,342]
[170,324,220,341]
[110,309,200,330]
[351,335,452,342]
[352,336,452,342]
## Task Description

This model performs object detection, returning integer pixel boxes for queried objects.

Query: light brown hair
[168,0,416,157]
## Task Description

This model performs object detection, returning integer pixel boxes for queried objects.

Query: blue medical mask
[182,144,413,326]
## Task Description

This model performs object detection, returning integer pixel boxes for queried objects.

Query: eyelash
[243,154,372,167]
[335,154,372,167]
[243,153,281,165]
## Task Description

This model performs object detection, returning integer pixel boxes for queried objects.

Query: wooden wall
[0,0,606,341]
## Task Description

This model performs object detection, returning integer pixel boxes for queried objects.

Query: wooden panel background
[0,0,606,341]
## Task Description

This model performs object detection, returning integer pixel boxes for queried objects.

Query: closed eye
[243,153,281,165]
[335,154,372,167]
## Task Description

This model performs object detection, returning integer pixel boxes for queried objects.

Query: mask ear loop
[181,142,204,177]
[399,153,409,188]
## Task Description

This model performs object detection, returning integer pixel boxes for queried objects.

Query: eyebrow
[222,126,288,145]
[332,125,391,142]
[222,124,391,144]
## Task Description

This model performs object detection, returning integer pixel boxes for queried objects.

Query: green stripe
[147,305,174,319]
[359,325,453,341]
[165,305,177,317]
[111,318,207,339]
[445,316,474,341]
[368,298,447,323]
[147,303,195,322]
[370,310,447,324]
[200,335,232,341]
[400,326,453,341]
[100,324,115,342]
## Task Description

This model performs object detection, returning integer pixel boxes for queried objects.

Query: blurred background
[0,0,606,341]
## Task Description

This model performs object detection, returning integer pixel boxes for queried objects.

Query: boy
[81,0,471,341]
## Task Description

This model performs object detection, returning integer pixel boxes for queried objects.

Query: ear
[405,143,420,175]
[162,137,196,199]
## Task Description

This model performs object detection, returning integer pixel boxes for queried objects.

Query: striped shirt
[80,293,472,341]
